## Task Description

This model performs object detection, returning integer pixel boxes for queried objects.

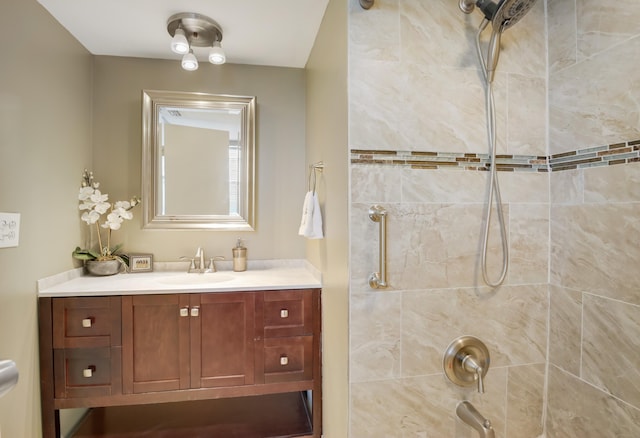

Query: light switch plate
[0,213,20,248]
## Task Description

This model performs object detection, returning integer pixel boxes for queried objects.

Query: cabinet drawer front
[263,290,313,338]
[263,336,313,383]
[53,347,121,399]
[53,297,121,348]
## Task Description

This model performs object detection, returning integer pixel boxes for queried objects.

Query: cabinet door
[190,293,256,388]
[122,294,191,394]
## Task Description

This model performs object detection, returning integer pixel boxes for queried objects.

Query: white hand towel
[298,191,323,239]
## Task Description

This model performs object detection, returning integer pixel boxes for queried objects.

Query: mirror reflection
[142,90,255,230]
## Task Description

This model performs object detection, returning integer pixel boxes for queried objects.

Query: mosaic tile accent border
[351,139,640,172]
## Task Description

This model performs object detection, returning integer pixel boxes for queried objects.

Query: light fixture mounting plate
[167,12,223,47]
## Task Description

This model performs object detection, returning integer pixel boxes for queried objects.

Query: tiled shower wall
[348,0,640,436]
[546,0,640,435]
[348,0,548,436]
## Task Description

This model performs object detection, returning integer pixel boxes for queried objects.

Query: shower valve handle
[462,354,485,393]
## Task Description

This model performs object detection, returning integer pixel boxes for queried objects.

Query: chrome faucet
[180,247,207,273]
[196,247,205,272]
[181,248,225,273]
[456,401,495,438]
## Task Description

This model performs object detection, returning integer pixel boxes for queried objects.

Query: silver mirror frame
[142,90,256,230]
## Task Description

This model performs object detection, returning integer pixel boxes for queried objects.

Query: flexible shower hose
[476,20,509,287]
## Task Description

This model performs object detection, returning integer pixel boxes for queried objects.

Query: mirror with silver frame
[142,90,255,230]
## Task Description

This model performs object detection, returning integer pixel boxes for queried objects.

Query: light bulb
[171,28,189,54]
[208,41,226,65]
[181,50,198,71]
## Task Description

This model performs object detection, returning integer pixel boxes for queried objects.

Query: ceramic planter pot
[85,259,121,276]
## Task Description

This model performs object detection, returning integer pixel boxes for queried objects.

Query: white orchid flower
[90,190,108,203]
[78,186,94,201]
[81,210,101,225]
[76,170,140,262]
[94,201,111,215]
[102,212,124,230]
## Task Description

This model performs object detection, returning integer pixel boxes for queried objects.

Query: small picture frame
[129,254,153,273]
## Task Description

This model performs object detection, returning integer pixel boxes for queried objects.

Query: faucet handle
[207,256,225,273]
[179,256,197,272]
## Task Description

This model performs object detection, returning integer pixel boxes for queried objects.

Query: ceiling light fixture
[181,49,199,71]
[209,41,226,65]
[167,13,226,71]
[170,28,189,54]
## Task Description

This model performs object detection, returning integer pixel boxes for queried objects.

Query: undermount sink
[157,273,234,286]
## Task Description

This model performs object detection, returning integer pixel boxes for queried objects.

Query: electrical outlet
[0,212,20,248]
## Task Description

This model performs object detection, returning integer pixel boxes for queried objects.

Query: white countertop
[38,260,322,297]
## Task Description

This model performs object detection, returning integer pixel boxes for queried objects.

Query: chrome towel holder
[308,161,324,194]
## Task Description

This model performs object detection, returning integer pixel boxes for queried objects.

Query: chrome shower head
[490,0,538,31]
[460,0,537,32]
[459,0,537,82]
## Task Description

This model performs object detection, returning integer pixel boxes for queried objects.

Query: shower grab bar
[368,205,388,289]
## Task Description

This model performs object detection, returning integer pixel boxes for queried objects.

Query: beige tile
[546,365,640,437]
[350,291,402,382]
[349,59,407,150]
[550,169,583,205]
[351,164,403,204]
[550,203,640,305]
[401,285,547,377]
[350,379,405,438]
[576,0,640,60]
[499,172,549,204]
[548,285,582,375]
[508,203,549,285]
[349,0,400,62]
[350,370,508,438]
[550,36,640,153]
[583,162,640,203]
[507,74,546,156]
[582,294,640,407]
[401,169,486,204]
[399,0,477,70]
[506,363,545,438]
[548,0,577,73]
[374,203,510,289]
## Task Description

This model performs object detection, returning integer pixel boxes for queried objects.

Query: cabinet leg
[40,409,60,438]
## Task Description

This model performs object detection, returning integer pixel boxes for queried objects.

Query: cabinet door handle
[82,318,93,328]
[190,306,200,317]
[280,355,289,366]
[280,309,289,318]
[180,307,189,317]
[83,365,96,378]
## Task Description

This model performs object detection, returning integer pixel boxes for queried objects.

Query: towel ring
[308,162,324,194]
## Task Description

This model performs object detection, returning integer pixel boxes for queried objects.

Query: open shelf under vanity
[71,392,314,438]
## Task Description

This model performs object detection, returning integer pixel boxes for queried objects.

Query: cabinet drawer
[263,290,313,338]
[53,297,121,349]
[53,347,121,399]
[263,336,313,383]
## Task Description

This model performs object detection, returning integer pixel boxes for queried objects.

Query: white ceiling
[37,0,330,68]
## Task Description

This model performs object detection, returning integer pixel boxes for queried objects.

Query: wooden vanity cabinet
[39,288,321,438]
[121,292,256,393]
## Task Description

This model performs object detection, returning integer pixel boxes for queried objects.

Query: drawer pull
[280,309,289,318]
[83,365,96,378]
[190,306,200,317]
[82,318,93,328]
[180,307,189,317]
[280,356,289,366]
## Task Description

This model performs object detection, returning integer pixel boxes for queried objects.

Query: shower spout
[457,401,496,438]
